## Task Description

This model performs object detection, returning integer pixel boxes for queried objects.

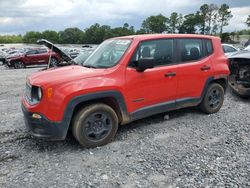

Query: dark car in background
[0,50,7,64]
[6,48,60,69]
[37,39,96,67]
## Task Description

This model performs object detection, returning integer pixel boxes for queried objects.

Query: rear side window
[26,50,38,55]
[205,39,213,55]
[131,39,174,67]
[179,39,203,62]
[223,45,237,53]
[38,49,48,54]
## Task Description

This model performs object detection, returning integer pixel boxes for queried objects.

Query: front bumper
[0,58,6,64]
[229,81,250,97]
[21,103,68,140]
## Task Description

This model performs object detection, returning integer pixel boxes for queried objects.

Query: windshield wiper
[82,64,97,68]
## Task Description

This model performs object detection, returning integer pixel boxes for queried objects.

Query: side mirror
[136,58,154,72]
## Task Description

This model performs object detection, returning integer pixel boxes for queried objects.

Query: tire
[230,87,250,99]
[72,103,118,148]
[14,61,25,69]
[49,58,58,67]
[200,83,225,114]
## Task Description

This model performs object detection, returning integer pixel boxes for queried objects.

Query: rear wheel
[72,104,118,148]
[14,61,25,69]
[200,83,225,114]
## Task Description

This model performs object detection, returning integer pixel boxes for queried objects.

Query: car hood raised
[37,39,73,63]
[28,65,107,87]
[228,50,250,59]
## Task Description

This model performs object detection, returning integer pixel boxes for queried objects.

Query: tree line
[0,3,249,44]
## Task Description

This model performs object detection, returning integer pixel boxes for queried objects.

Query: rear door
[25,50,39,65]
[176,38,213,99]
[36,49,49,65]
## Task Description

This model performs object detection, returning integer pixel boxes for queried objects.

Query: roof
[115,34,219,41]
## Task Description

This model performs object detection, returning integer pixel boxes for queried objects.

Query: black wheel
[49,58,58,67]
[72,104,118,148]
[200,83,224,114]
[14,61,25,69]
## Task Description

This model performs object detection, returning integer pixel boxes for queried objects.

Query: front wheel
[200,83,225,114]
[49,58,58,67]
[14,61,25,69]
[72,104,118,148]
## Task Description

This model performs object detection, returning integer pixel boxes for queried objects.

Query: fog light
[32,113,42,119]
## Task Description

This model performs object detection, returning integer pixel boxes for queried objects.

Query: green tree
[141,14,168,33]
[176,14,184,33]
[59,27,84,44]
[179,13,203,34]
[23,31,42,43]
[220,32,231,43]
[246,15,250,27]
[0,35,22,43]
[230,32,235,41]
[218,4,233,35]
[199,4,209,34]
[207,4,218,34]
[136,29,147,34]
[84,24,112,44]
[41,30,59,43]
[168,12,181,33]
[111,23,135,37]
[198,4,218,34]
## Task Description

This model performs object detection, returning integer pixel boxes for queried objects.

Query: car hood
[228,50,250,59]
[28,65,107,87]
[37,39,73,63]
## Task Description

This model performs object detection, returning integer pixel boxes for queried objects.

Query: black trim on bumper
[229,81,250,97]
[22,104,68,140]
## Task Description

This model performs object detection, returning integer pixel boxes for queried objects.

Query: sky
[0,0,249,35]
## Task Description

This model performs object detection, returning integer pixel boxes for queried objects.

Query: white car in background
[244,45,250,51]
[222,44,240,57]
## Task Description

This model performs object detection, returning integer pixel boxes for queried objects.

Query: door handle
[165,72,176,77]
[201,65,211,71]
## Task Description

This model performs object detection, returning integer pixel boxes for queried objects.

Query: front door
[124,39,178,114]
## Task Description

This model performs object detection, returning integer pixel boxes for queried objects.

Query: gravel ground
[0,65,250,188]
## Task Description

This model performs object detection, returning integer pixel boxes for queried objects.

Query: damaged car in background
[229,50,250,97]
[37,39,96,68]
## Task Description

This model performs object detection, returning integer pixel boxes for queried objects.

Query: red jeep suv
[21,34,229,147]
[7,48,60,69]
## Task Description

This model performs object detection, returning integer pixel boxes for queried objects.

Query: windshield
[244,45,250,51]
[83,39,131,68]
[74,51,94,64]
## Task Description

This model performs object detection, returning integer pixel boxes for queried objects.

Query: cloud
[225,6,250,32]
[0,0,249,35]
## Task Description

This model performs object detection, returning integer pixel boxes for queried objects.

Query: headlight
[37,87,42,100]
[25,84,43,105]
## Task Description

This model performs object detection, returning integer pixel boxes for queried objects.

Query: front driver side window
[130,39,174,67]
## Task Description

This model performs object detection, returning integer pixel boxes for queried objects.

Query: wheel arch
[213,77,228,91]
[201,75,228,101]
[62,90,130,133]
